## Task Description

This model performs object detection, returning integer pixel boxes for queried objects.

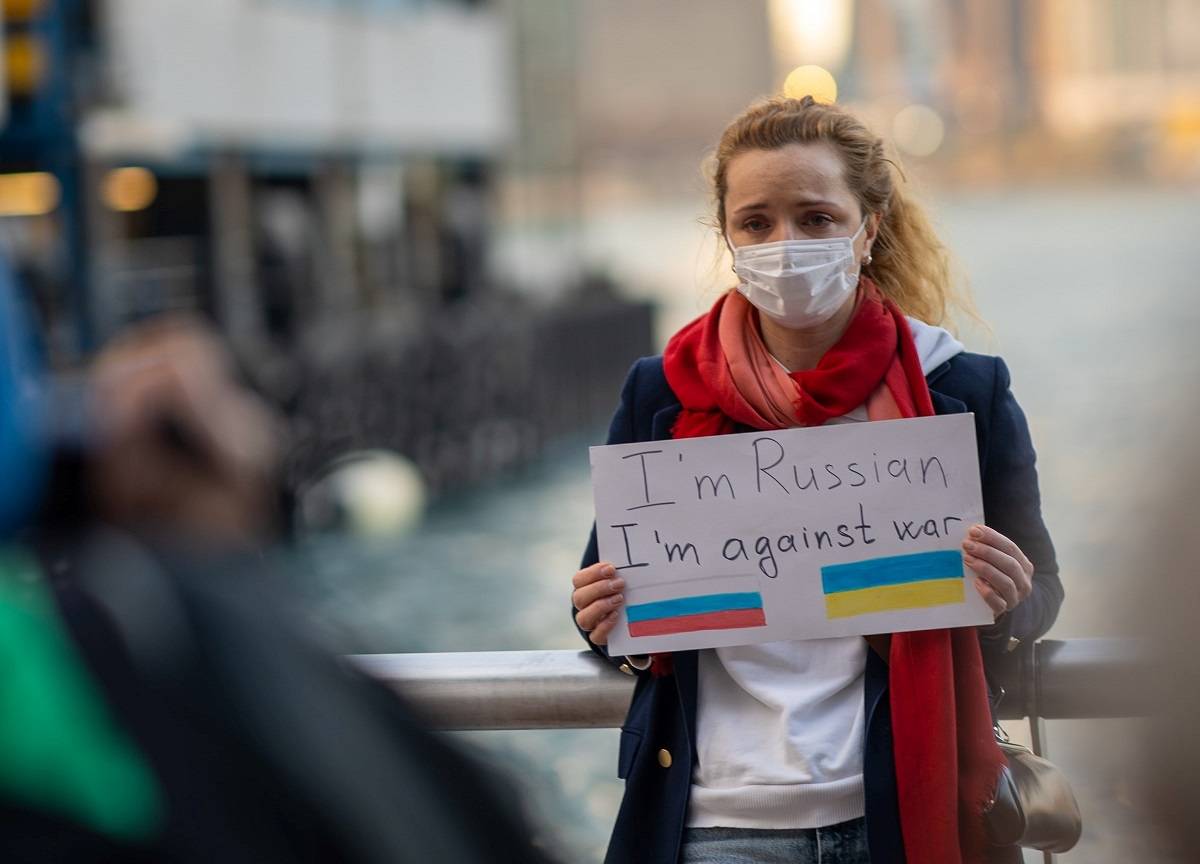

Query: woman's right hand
[572,562,625,646]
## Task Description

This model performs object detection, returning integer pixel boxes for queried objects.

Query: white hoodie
[909,316,966,376]
[687,319,964,831]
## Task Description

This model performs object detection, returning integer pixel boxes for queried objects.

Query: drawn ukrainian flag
[821,550,965,619]
[626,592,767,637]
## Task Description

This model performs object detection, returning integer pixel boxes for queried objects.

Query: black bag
[984,724,1082,854]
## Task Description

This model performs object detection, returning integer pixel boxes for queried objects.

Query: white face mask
[730,219,868,329]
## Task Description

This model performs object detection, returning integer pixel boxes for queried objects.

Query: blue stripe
[821,550,964,594]
[626,592,763,623]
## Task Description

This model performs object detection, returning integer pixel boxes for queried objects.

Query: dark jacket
[2,534,561,864]
[577,352,1062,864]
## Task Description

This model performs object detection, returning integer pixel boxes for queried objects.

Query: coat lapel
[650,404,681,441]
[929,389,967,416]
[927,358,967,416]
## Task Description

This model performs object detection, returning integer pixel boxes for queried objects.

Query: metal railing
[350,638,1156,731]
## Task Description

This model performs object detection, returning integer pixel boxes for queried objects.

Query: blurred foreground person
[82,318,280,545]
[0,273,558,863]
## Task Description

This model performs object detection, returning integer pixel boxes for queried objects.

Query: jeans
[681,818,870,864]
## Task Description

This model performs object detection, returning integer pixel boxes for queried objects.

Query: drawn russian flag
[822,550,965,619]
[626,592,767,638]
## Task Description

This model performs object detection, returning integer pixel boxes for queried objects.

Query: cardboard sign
[589,413,994,655]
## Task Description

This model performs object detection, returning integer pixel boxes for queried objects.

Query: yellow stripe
[824,578,965,619]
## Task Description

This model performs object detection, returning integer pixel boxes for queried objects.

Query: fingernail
[970,526,984,539]
[963,541,977,553]
[610,579,625,591]
[600,564,615,578]
[963,555,975,566]
[610,594,624,607]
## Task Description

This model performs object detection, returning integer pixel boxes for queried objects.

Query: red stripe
[628,608,766,637]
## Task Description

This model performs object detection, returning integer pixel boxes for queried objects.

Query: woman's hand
[572,562,625,646]
[962,524,1034,620]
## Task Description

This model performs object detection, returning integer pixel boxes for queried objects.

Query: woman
[570,96,1063,864]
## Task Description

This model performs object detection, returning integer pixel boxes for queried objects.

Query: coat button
[657,748,672,768]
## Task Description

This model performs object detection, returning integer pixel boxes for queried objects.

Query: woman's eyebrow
[731,198,839,216]
[730,201,769,216]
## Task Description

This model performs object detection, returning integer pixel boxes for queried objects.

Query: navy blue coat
[577,352,1062,864]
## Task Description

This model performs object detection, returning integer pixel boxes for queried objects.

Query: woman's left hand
[962,524,1034,620]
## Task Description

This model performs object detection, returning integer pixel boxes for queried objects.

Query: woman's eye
[743,217,769,232]
[804,213,835,227]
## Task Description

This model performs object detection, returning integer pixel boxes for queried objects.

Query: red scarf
[661,282,1003,863]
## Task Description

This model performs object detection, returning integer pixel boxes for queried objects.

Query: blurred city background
[3,0,1199,861]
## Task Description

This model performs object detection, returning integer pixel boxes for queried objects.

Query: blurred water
[296,187,1199,863]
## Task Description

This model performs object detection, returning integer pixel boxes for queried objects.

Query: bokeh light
[768,0,854,72]
[3,0,50,17]
[783,65,838,105]
[0,172,61,217]
[101,167,158,212]
[892,104,946,157]
[4,34,47,94]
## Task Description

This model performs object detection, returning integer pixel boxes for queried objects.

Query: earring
[863,252,873,266]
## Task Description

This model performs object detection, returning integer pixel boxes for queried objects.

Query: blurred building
[573,1,776,195]
[1033,0,1200,180]
[501,0,1200,201]
[1,0,655,496]
[844,0,1200,181]
[495,0,776,296]
[2,0,512,360]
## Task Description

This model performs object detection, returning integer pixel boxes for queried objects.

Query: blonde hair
[710,96,972,327]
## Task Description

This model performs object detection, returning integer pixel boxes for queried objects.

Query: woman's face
[724,141,877,261]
